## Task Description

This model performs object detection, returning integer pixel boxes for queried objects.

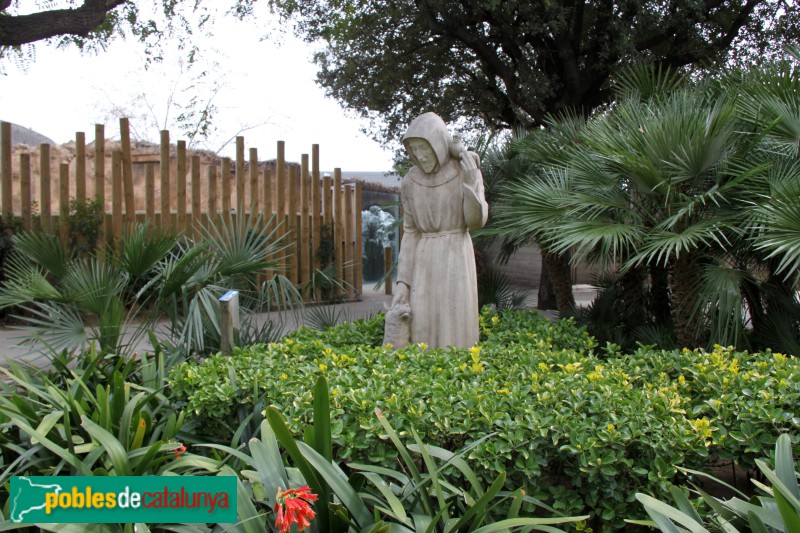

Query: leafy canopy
[269,0,800,148]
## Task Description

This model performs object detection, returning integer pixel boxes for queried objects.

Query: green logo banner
[10,476,237,524]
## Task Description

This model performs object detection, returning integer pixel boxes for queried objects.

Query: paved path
[0,285,597,368]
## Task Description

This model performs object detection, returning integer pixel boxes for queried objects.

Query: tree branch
[0,0,127,47]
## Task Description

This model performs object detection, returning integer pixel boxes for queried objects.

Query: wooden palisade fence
[0,119,363,301]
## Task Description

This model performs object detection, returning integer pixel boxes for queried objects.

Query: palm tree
[480,116,584,315]
[0,213,301,357]
[492,61,800,351]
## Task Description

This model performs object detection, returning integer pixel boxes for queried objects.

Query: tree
[0,0,127,47]
[492,61,800,352]
[0,0,245,69]
[270,0,799,304]
[271,0,800,146]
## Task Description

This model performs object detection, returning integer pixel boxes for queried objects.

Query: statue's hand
[391,282,410,308]
[460,151,481,188]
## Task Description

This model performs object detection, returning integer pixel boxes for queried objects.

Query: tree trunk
[649,264,672,325]
[741,274,765,340]
[537,259,556,311]
[670,255,699,348]
[539,251,575,315]
[618,266,647,315]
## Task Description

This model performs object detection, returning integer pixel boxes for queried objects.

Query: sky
[0,5,396,172]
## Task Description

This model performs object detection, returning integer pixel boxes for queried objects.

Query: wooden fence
[0,119,363,300]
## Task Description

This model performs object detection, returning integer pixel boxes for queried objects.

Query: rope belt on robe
[418,229,468,238]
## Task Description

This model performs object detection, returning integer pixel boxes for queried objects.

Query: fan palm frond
[199,212,287,279]
[752,196,800,281]
[687,261,753,349]
[117,222,180,278]
[303,262,351,304]
[15,302,88,354]
[60,258,129,317]
[0,255,61,307]
[304,305,352,331]
[628,221,732,268]
[478,270,531,311]
[12,231,70,279]
[612,62,690,103]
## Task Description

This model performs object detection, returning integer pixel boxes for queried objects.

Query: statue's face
[406,138,438,174]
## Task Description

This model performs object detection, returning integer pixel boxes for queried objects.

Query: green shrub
[633,433,800,532]
[168,309,800,530]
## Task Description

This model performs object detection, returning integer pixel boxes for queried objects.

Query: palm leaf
[117,222,180,278]
[12,231,70,279]
[0,256,62,307]
[14,302,88,354]
[199,212,287,278]
[612,62,690,102]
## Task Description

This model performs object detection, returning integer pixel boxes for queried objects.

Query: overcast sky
[0,6,395,172]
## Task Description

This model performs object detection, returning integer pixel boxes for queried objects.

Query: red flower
[274,485,318,533]
[174,445,187,459]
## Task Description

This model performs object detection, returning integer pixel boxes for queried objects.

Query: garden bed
[169,308,800,530]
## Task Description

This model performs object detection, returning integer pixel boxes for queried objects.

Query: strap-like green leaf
[9,414,90,475]
[774,434,800,501]
[470,515,591,533]
[295,440,373,528]
[636,493,709,533]
[81,416,132,476]
[313,376,333,462]
[448,472,507,532]
[360,471,410,524]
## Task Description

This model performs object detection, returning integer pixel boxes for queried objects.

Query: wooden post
[207,164,217,229]
[344,183,353,298]
[75,132,86,203]
[280,213,290,278]
[311,145,321,276]
[236,136,245,215]
[120,118,134,222]
[288,165,298,284]
[264,167,274,222]
[40,144,51,232]
[300,154,310,292]
[264,167,274,281]
[333,169,343,296]
[160,130,170,230]
[276,141,286,217]
[219,289,241,356]
[146,163,155,223]
[191,155,201,236]
[111,151,122,242]
[323,175,332,227]
[123,152,136,229]
[94,124,105,208]
[1,121,12,222]
[355,181,363,297]
[177,140,187,233]
[59,163,70,245]
[222,157,232,215]
[20,153,31,231]
[384,246,393,295]
[276,141,287,279]
[249,147,259,215]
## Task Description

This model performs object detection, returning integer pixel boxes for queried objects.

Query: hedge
[168,309,800,530]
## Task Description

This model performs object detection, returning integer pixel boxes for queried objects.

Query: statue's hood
[402,112,451,170]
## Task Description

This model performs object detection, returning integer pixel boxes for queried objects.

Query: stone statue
[384,112,489,349]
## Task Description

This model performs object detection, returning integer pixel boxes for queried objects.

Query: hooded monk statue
[384,112,489,349]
